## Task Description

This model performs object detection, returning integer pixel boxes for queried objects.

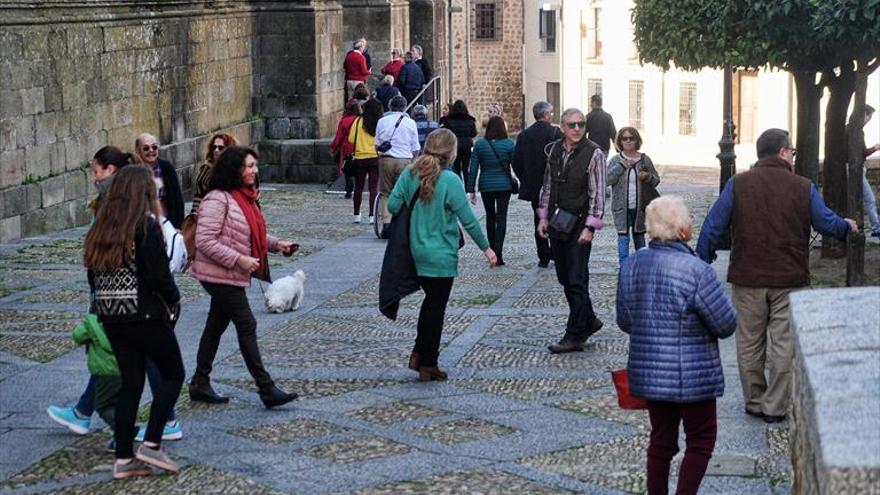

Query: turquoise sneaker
[46,406,90,435]
[135,420,183,442]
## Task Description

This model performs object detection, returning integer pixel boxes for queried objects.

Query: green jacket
[466,138,516,193]
[388,167,490,277]
[72,314,119,376]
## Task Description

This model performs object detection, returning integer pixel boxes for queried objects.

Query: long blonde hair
[410,128,457,203]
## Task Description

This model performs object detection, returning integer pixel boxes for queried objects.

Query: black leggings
[414,276,454,367]
[481,191,511,262]
[105,319,184,459]
[194,282,273,389]
[453,147,471,186]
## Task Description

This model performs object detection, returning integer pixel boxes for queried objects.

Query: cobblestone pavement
[0,167,791,494]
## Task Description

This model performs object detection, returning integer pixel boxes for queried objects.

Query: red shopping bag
[611,369,648,410]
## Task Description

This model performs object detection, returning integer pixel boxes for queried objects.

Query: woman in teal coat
[388,129,498,381]
[466,116,516,265]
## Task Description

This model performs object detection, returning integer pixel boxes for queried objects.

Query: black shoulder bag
[376,114,405,154]
[487,141,519,194]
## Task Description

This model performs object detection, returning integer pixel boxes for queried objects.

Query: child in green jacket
[72,314,122,430]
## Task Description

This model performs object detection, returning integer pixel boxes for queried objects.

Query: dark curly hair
[362,98,384,136]
[208,146,260,191]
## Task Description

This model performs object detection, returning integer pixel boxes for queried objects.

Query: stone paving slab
[0,178,793,494]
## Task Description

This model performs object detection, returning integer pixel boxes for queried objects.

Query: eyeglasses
[211,145,225,152]
[141,144,159,152]
[620,136,635,142]
[565,121,587,129]
[785,147,797,156]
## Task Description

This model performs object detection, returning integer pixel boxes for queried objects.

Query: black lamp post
[716,66,736,250]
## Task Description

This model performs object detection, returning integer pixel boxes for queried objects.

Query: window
[547,82,560,119]
[628,80,644,131]
[473,1,502,41]
[587,78,603,99]
[586,7,602,59]
[539,9,556,53]
[679,82,697,136]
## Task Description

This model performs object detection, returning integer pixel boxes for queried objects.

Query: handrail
[404,75,443,120]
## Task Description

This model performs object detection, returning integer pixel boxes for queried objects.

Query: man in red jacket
[344,39,370,102]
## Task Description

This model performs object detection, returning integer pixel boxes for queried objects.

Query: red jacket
[344,50,370,82]
[382,59,404,85]
[330,114,358,172]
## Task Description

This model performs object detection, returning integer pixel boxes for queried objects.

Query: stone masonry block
[64,136,86,172]
[25,183,41,212]
[62,82,88,111]
[0,31,23,62]
[41,175,65,207]
[0,119,15,152]
[64,170,87,202]
[2,185,27,218]
[49,141,67,176]
[0,90,22,119]
[0,148,25,187]
[25,145,51,180]
[22,30,49,61]
[15,115,35,148]
[266,118,291,139]
[0,215,21,242]
[20,87,46,115]
[279,140,316,166]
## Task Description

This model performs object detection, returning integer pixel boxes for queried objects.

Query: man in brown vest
[696,128,857,423]
[537,108,607,353]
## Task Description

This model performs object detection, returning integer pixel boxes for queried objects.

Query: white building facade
[523,0,880,169]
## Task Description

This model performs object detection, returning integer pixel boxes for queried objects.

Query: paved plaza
[0,167,791,494]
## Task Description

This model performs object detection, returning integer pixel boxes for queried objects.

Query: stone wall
[0,0,341,242]
[789,287,880,495]
[449,0,524,131]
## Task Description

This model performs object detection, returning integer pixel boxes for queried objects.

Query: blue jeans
[863,167,880,233]
[75,360,176,422]
[618,208,646,262]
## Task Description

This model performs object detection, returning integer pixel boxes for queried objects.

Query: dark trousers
[344,171,354,196]
[550,231,597,341]
[402,89,421,107]
[531,199,552,264]
[194,282,273,389]
[414,276,454,367]
[104,320,184,459]
[453,148,471,186]
[647,399,718,495]
[352,157,379,215]
[76,356,175,422]
[481,191,511,262]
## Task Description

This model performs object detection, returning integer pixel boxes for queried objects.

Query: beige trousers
[731,285,794,417]
[378,156,411,224]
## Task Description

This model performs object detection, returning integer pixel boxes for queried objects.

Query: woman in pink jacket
[188,146,299,409]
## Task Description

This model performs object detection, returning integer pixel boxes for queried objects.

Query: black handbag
[487,141,519,194]
[548,207,580,241]
[343,118,360,175]
[378,187,422,320]
[376,114,405,154]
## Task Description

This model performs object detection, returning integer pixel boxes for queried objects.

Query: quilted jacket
[616,240,737,403]
[189,190,279,288]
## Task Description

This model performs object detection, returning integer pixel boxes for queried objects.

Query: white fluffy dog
[265,270,306,313]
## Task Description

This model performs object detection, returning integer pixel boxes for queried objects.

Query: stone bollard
[789,287,880,495]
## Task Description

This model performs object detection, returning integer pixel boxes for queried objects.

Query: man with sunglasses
[697,128,857,424]
[537,108,607,354]
[135,133,185,228]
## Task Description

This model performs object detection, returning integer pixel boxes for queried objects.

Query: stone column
[252,0,344,139]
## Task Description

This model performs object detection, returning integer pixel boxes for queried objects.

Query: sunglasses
[565,121,587,129]
[140,144,159,152]
[620,136,635,142]
[211,145,226,151]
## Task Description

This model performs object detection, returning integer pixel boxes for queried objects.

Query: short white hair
[382,74,394,86]
[645,195,692,241]
[560,108,584,124]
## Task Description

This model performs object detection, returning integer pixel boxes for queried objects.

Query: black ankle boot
[188,378,230,404]
[259,385,298,409]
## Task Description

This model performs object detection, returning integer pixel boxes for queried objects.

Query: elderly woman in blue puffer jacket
[616,195,737,495]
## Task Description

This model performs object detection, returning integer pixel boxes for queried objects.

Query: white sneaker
[353,214,361,224]
[368,216,375,225]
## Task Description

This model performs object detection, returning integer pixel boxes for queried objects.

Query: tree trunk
[793,70,822,185]
[845,61,876,286]
[821,62,856,258]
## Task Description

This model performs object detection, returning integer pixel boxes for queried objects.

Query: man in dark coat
[135,133,185,228]
[512,101,563,267]
[584,94,616,154]
[412,45,433,103]
[397,52,425,108]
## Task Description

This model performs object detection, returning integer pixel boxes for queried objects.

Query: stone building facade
[0,0,447,242]
[448,0,524,131]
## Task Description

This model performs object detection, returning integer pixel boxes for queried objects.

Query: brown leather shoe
[408,352,421,371]
[418,366,448,381]
[548,339,584,354]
